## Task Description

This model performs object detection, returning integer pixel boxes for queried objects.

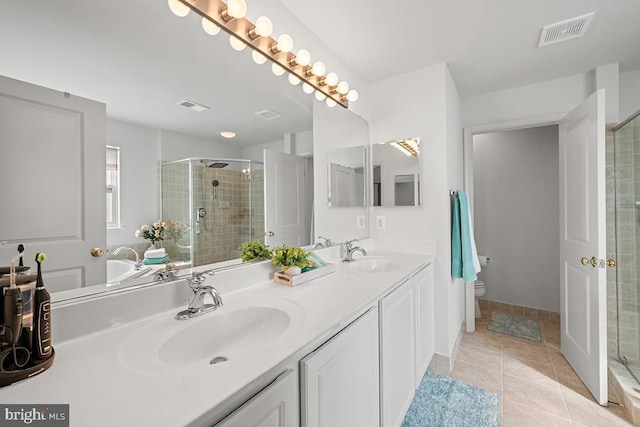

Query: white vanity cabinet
[379,261,435,427]
[215,369,298,427]
[379,277,418,427]
[300,306,380,427]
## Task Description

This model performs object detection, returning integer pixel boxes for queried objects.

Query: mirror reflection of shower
[161,158,265,268]
[211,179,220,199]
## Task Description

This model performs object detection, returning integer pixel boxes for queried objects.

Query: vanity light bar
[172,0,353,108]
[390,138,420,157]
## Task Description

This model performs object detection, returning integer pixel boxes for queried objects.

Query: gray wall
[473,125,560,312]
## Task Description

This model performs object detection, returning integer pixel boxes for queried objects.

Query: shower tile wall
[193,167,260,266]
[610,124,640,361]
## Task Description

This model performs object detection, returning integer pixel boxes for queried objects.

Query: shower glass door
[614,110,640,381]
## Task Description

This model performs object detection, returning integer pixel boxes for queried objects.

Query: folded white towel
[144,248,166,258]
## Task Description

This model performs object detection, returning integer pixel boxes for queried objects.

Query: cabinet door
[415,263,435,384]
[301,307,379,427]
[216,369,298,427]
[380,279,417,427]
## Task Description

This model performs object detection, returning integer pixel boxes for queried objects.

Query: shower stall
[610,110,640,385]
[160,158,265,267]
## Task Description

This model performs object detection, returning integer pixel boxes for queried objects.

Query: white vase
[284,266,302,276]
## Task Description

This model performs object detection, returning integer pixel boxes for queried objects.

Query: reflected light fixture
[390,138,420,157]
[168,0,356,108]
[220,131,236,138]
[202,18,221,35]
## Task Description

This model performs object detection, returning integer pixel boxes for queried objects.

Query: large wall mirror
[372,138,421,207]
[327,146,366,207]
[0,0,368,301]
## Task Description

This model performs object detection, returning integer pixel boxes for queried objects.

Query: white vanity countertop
[0,250,434,427]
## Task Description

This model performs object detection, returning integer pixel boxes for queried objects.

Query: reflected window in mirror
[327,146,367,207]
[372,138,421,207]
[106,145,121,228]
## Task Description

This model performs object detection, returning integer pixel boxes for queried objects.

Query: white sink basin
[348,257,402,273]
[119,296,305,372]
[107,259,151,283]
[159,306,291,366]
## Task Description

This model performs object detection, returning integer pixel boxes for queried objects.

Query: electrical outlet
[356,215,366,229]
[376,215,386,230]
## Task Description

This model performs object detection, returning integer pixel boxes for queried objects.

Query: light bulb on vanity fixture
[221,0,247,21]
[202,18,221,36]
[229,36,246,51]
[271,63,286,76]
[167,0,357,109]
[249,16,273,39]
[252,50,267,64]
[168,0,190,17]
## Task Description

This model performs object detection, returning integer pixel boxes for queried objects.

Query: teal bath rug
[401,371,499,427]
[488,312,541,342]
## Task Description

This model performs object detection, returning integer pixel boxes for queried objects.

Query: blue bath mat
[487,312,541,342]
[401,371,499,427]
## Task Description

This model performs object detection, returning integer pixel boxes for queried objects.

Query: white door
[329,163,355,206]
[264,150,307,247]
[559,89,607,405]
[0,75,106,292]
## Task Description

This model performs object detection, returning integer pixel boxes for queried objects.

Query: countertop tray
[273,263,336,287]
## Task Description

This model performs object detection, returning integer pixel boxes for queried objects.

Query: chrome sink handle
[176,270,222,320]
[341,239,367,262]
[186,269,214,289]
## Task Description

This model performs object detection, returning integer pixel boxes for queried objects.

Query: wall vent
[177,99,211,112]
[254,109,282,120]
[538,13,594,47]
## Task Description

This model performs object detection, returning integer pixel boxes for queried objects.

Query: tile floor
[431,311,634,426]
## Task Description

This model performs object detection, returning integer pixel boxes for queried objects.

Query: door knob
[91,247,104,257]
[580,256,597,267]
[607,259,616,268]
[265,231,275,237]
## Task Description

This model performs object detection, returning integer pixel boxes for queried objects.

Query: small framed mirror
[327,146,367,207]
[372,138,421,207]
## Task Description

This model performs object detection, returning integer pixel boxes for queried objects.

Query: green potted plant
[239,240,271,263]
[271,244,311,275]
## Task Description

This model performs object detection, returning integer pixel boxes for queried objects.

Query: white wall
[368,63,464,359]
[462,73,593,128]
[106,119,160,247]
[160,129,241,161]
[620,69,640,121]
[473,126,560,312]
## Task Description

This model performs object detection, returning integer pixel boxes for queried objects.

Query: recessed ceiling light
[220,131,236,138]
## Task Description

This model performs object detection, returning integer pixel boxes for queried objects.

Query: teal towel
[143,255,169,265]
[451,190,478,282]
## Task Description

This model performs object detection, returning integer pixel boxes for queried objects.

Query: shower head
[200,160,229,168]
[212,180,220,187]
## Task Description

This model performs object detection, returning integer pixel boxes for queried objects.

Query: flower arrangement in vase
[135,220,167,248]
[271,244,311,275]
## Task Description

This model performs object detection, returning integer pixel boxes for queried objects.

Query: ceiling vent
[177,99,211,112]
[254,109,282,120]
[538,13,594,47]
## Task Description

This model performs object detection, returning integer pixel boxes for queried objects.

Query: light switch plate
[376,215,386,230]
[357,215,366,229]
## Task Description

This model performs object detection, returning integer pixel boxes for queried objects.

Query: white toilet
[474,280,487,318]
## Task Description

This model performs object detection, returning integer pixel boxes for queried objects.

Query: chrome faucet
[341,239,367,262]
[154,263,179,282]
[112,246,142,270]
[175,270,223,320]
[313,235,334,248]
